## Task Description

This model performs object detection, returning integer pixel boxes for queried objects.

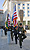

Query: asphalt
[0,29,30,50]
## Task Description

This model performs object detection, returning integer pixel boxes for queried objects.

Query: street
[0,31,30,50]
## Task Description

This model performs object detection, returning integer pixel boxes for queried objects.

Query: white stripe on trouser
[3,30,5,36]
[1,29,3,36]
[7,31,11,44]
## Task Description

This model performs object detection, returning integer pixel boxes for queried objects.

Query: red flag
[8,14,10,27]
[13,5,18,27]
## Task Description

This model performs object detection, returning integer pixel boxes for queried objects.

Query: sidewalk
[0,32,30,50]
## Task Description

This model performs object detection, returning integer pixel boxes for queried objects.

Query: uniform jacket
[14,27,17,35]
[18,26,24,34]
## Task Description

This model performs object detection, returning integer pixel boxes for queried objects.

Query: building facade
[3,0,30,25]
[0,9,5,26]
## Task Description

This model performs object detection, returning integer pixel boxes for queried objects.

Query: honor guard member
[18,23,27,48]
[14,26,18,44]
[7,26,11,44]
[11,24,14,41]
[3,27,7,35]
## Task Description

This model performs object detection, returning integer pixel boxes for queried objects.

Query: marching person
[14,26,18,44]
[18,23,27,48]
[11,24,14,41]
[3,27,7,35]
[7,26,11,44]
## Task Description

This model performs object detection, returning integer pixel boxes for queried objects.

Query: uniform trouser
[5,30,7,35]
[19,34,22,47]
[7,31,11,44]
[22,33,26,40]
[11,32,13,41]
[15,34,17,44]
[19,33,26,47]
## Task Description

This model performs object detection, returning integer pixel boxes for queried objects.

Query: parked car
[25,25,29,30]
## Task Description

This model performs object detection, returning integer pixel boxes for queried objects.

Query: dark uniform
[7,26,11,31]
[3,27,7,35]
[11,25,14,41]
[18,23,27,48]
[14,26,18,44]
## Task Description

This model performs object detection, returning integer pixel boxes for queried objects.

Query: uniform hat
[19,23,22,25]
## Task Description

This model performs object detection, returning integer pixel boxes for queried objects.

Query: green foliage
[6,21,8,27]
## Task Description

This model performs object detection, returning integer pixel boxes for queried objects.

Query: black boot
[20,46,22,48]
[24,35,27,39]
[21,37,23,42]
[12,37,13,41]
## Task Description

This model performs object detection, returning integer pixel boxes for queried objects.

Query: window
[23,7,25,9]
[18,4,20,5]
[28,14,29,16]
[23,14,25,17]
[0,12,3,14]
[18,7,20,9]
[23,4,25,6]
[28,21,30,26]
[24,11,25,13]
[27,4,29,6]
[18,21,20,24]
[27,7,29,9]
[23,21,26,25]
[28,11,29,13]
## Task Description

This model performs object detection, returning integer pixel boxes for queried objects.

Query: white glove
[17,34,18,37]
[12,30,14,31]
[19,31,21,34]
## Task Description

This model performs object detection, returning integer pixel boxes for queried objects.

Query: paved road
[0,30,30,50]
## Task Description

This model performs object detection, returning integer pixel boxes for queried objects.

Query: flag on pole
[12,14,14,21]
[5,14,8,29]
[8,14,10,27]
[5,14,10,29]
[12,5,18,27]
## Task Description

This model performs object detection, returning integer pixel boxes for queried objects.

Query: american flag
[8,14,10,27]
[12,5,18,27]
